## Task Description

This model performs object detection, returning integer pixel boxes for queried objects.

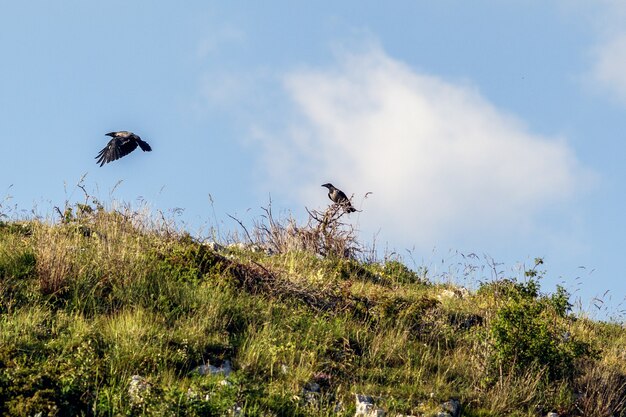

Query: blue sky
[1,1,625,318]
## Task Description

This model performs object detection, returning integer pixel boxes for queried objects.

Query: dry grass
[573,361,626,417]
[253,203,361,259]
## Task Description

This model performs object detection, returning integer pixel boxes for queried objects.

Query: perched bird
[95,131,152,166]
[321,183,356,213]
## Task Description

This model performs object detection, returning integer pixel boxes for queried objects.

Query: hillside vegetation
[1,198,626,416]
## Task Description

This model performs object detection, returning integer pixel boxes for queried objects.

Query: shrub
[490,290,592,381]
[382,260,424,285]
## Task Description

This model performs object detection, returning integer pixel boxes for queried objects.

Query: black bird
[95,131,152,166]
[321,183,356,213]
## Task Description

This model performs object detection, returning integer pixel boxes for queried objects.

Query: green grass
[0,203,625,416]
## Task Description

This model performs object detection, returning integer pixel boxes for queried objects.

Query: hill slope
[0,202,625,416]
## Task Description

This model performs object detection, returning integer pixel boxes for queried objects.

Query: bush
[382,260,423,285]
[490,289,592,381]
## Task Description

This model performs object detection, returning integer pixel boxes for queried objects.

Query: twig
[227,213,253,244]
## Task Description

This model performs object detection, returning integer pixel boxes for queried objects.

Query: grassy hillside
[1,199,625,416]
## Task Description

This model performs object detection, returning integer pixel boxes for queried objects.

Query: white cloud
[590,32,626,102]
[581,1,626,103]
[253,47,591,250]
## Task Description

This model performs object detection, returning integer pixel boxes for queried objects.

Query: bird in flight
[321,183,357,213]
[95,131,152,166]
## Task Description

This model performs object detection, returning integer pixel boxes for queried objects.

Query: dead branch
[227,213,253,244]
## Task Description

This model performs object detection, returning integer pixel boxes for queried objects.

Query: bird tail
[137,139,152,152]
[341,202,357,213]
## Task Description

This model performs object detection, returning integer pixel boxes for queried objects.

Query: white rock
[195,360,232,377]
[195,364,211,375]
[440,399,461,417]
[204,241,223,251]
[437,287,470,300]
[234,243,274,255]
[128,375,151,405]
[228,242,247,251]
[437,289,459,300]
[302,390,319,406]
[249,244,264,253]
[355,394,385,417]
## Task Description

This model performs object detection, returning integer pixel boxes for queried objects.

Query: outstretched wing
[95,138,138,166]
[118,138,139,157]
